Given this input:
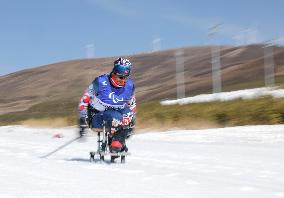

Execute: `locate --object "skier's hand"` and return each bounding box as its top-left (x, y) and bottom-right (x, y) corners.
top-left (122, 112), bottom-right (135, 128)
top-left (79, 127), bottom-right (87, 137)
top-left (79, 117), bottom-right (88, 127)
top-left (79, 117), bottom-right (88, 137)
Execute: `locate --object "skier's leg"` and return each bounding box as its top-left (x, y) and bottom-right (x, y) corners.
top-left (107, 108), bottom-right (135, 152)
top-left (101, 109), bottom-right (128, 152)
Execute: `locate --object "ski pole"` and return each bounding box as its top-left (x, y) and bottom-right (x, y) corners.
top-left (40, 136), bottom-right (81, 158)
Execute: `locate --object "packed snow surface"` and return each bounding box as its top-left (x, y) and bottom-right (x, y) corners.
top-left (0, 125), bottom-right (284, 198)
top-left (161, 87), bottom-right (284, 105)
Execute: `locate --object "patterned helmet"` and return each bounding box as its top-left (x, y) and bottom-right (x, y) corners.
top-left (112, 57), bottom-right (132, 76)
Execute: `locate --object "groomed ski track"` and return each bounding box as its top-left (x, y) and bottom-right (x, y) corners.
top-left (0, 125), bottom-right (284, 198)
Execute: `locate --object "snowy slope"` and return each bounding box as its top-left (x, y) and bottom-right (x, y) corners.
top-left (161, 87), bottom-right (284, 105)
top-left (0, 125), bottom-right (284, 198)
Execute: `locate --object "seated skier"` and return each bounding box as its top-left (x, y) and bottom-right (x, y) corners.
top-left (78, 57), bottom-right (136, 153)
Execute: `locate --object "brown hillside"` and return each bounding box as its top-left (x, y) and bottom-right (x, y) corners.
top-left (1, 44), bottom-right (284, 116)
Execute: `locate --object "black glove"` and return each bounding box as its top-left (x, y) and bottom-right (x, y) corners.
top-left (79, 117), bottom-right (88, 137)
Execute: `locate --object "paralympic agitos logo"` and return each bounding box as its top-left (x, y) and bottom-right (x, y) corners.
top-left (108, 92), bottom-right (123, 104)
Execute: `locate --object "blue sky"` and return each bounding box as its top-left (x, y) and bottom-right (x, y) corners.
top-left (0, 0), bottom-right (283, 76)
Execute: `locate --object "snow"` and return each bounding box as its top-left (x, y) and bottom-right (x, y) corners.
top-left (161, 87), bottom-right (284, 105)
top-left (1, 125), bottom-right (284, 198)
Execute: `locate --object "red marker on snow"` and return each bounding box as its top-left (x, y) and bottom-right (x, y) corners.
top-left (53, 133), bottom-right (63, 138)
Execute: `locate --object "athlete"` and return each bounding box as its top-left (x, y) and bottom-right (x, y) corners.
top-left (78, 58), bottom-right (136, 153)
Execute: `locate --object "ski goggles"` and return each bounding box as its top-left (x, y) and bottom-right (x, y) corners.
top-left (114, 73), bottom-right (129, 80)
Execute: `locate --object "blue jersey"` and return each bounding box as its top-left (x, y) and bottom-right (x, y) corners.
top-left (79, 74), bottom-right (136, 118)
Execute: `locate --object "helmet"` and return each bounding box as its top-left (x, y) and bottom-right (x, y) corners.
top-left (112, 57), bottom-right (132, 76)
top-left (110, 58), bottom-right (132, 88)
